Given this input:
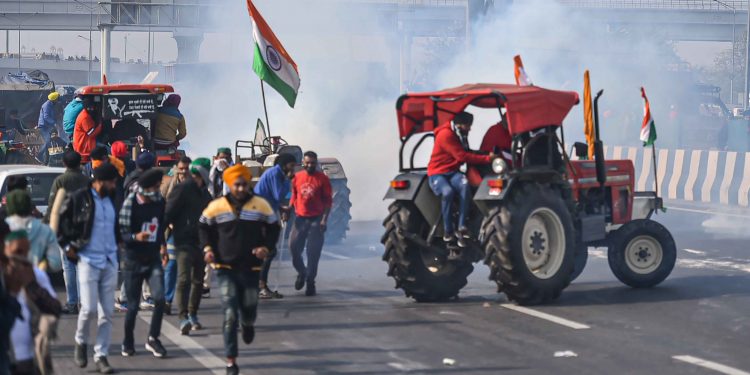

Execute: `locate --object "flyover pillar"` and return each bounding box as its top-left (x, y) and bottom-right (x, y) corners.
top-left (99, 24), bottom-right (113, 84)
top-left (173, 32), bottom-right (204, 63)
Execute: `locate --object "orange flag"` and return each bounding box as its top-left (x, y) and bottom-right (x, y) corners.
top-left (513, 55), bottom-right (532, 86)
top-left (583, 70), bottom-right (595, 159)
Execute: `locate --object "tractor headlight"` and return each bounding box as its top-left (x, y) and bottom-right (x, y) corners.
top-left (491, 158), bottom-right (508, 175)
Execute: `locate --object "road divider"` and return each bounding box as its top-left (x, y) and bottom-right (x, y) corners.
top-left (500, 304), bottom-right (590, 330)
top-left (604, 146), bottom-right (750, 207)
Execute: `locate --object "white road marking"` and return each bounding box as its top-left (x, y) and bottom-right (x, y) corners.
top-left (673, 355), bottom-right (750, 375)
top-left (677, 258), bottom-right (750, 274)
top-left (322, 250), bottom-right (351, 260)
top-left (500, 304), bottom-right (590, 330)
top-left (139, 313), bottom-right (228, 375)
top-left (683, 248), bottom-right (706, 255)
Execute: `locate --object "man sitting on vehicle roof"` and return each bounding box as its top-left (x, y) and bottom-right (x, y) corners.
top-left (427, 111), bottom-right (494, 254)
top-left (153, 94), bottom-right (186, 149)
top-left (73, 99), bottom-right (102, 163)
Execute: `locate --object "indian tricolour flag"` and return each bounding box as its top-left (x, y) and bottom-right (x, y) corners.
top-left (247, 0), bottom-right (300, 108)
top-left (640, 86), bottom-right (657, 146)
top-left (513, 55), bottom-right (532, 86)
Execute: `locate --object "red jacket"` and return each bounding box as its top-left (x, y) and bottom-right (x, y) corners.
top-left (480, 122), bottom-right (513, 163)
top-left (290, 170), bottom-right (333, 218)
top-left (73, 110), bottom-right (101, 163)
top-left (427, 123), bottom-right (491, 176)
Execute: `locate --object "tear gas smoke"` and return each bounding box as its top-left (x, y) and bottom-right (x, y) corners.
top-left (175, 0), bottom-right (704, 220)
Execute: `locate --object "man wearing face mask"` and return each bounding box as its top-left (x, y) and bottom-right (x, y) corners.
top-left (209, 148), bottom-right (233, 199)
top-left (119, 169), bottom-right (168, 359)
top-left (427, 111), bottom-right (494, 255)
top-left (57, 164), bottom-right (121, 374)
top-left (289, 151), bottom-right (332, 297)
top-left (73, 99), bottom-right (102, 163)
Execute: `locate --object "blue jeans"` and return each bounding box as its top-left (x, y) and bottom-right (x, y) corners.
top-left (38, 126), bottom-right (52, 145)
top-left (217, 269), bottom-right (259, 358)
top-left (428, 172), bottom-right (470, 235)
top-left (164, 259), bottom-right (177, 303)
top-left (75, 260), bottom-right (117, 360)
top-left (123, 260), bottom-right (165, 346)
top-left (60, 248), bottom-right (78, 305)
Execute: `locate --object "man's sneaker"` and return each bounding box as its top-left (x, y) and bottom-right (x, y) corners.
top-left (305, 282), bottom-right (316, 297)
top-left (259, 287), bottom-right (273, 299)
top-left (443, 233), bottom-right (456, 243)
top-left (457, 226), bottom-right (472, 239)
top-left (202, 288), bottom-right (210, 298)
top-left (456, 236), bottom-right (468, 248)
top-left (140, 298), bottom-right (155, 310)
top-left (121, 344), bottom-right (135, 357)
top-left (62, 303), bottom-right (79, 315)
top-left (189, 315), bottom-right (203, 330)
top-left (164, 302), bottom-right (172, 315)
top-left (145, 337), bottom-right (167, 358)
top-left (94, 356), bottom-right (114, 374)
top-left (179, 319), bottom-right (192, 336)
top-left (226, 363), bottom-right (239, 375)
top-left (114, 299), bottom-right (127, 312)
top-left (294, 274), bottom-right (305, 291)
top-left (74, 343), bottom-right (87, 368)
top-left (241, 325), bottom-right (255, 345)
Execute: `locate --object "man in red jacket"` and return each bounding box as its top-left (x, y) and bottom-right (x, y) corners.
top-left (289, 151), bottom-right (332, 297)
top-left (73, 100), bottom-right (102, 163)
top-left (427, 112), bottom-right (494, 251)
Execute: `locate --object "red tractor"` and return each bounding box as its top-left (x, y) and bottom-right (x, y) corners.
top-left (77, 83), bottom-right (185, 167)
top-left (382, 83), bottom-right (676, 305)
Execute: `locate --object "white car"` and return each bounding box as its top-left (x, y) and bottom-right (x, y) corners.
top-left (0, 165), bottom-right (66, 215)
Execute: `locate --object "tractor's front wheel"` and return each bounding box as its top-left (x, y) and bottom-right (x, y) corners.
top-left (607, 219), bottom-right (676, 288)
top-left (482, 183), bottom-right (576, 305)
top-left (382, 201), bottom-right (473, 302)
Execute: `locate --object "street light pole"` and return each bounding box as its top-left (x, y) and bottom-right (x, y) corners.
top-left (124, 34), bottom-right (127, 63)
top-left (78, 35), bottom-right (92, 85)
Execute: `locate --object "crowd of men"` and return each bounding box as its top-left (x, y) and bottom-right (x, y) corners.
top-left (0, 142), bottom-right (334, 375)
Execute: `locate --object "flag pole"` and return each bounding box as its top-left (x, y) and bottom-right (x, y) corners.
top-left (260, 79), bottom-right (272, 137)
top-left (651, 143), bottom-right (659, 199)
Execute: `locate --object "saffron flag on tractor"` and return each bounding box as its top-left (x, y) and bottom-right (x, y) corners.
top-left (246, 0), bottom-right (300, 108)
top-left (583, 70), bottom-right (595, 159)
top-left (513, 55), bottom-right (532, 86)
top-left (640, 87), bottom-right (657, 146)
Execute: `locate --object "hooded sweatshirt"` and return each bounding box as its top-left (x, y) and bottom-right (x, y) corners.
top-left (427, 122), bottom-right (492, 176)
top-left (63, 98), bottom-right (83, 136)
top-left (5, 215), bottom-right (62, 272)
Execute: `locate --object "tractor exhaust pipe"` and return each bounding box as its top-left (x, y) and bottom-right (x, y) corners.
top-left (593, 90), bottom-right (606, 187)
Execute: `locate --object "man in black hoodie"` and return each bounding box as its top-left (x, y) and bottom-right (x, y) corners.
top-left (165, 158), bottom-right (211, 335)
top-left (118, 169), bottom-right (168, 359)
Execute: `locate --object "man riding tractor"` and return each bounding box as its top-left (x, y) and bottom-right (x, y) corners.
top-left (427, 111), bottom-right (494, 256)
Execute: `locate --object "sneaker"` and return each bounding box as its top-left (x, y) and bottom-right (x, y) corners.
top-left (443, 233), bottom-right (455, 243)
top-left (241, 325), bottom-right (255, 345)
top-left (74, 343), bottom-right (87, 368)
top-left (226, 363), bottom-right (239, 375)
top-left (179, 319), bottom-right (192, 336)
top-left (121, 344), bottom-right (135, 357)
top-left (145, 337), bottom-right (167, 358)
top-left (114, 299), bottom-right (128, 313)
top-left (140, 298), bottom-right (155, 310)
top-left (456, 236), bottom-right (468, 248)
top-left (63, 303), bottom-right (79, 315)
top-left (457, 226), bottom-right (471, 239)
top-left (294, 274), bottom-right (305, 291)
top-left (259, 287), bottom-right (273, 299)
top-left (305, 282), bottom-right (316, 297)
top-left (189, 315), bottom-right (203, 331)
top-left (164, 302), bottom-right (172, 315)
top-left (202, 288), bottom-right (210, 298)
top-left (94, 356), bottom-right (114, 374)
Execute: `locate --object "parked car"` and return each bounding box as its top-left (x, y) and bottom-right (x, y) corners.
top-left (0, 165), bottom-right (65, 215)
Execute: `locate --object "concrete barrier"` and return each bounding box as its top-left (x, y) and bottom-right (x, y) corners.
top-left (603, 146), bottom-right (750, 207)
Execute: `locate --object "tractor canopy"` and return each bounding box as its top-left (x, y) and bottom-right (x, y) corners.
top-left (396, 83), bottom-right (579, 138)
top-left (78, 84), bottom-right (175, 120)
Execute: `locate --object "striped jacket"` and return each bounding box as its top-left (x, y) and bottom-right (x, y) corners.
top-left (198, 195), bottom-right (280, 270)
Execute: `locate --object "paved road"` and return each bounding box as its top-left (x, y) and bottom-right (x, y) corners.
top-left (51, 204), bottom-right (750, 374)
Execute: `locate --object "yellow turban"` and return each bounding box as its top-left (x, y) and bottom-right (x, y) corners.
top-left (48, 92), bottom-right (60, 101)
top-left (222, 164), bottom-right (251, 186)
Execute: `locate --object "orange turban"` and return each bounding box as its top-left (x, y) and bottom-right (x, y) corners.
top-left (222, 164), bottom-right (251, 186)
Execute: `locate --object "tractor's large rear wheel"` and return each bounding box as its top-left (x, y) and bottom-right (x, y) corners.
top-left (482, 183), bottom-right (576, 305)
top-left (326, 179), bottom-right (352, 245)
top-left (382, 201), bottom-right (473, 302)
top-left (607, 219), bottom-right (676, 288)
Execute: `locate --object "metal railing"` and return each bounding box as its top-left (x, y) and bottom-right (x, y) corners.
top-left (557, 0), bottom-right (748, 9)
